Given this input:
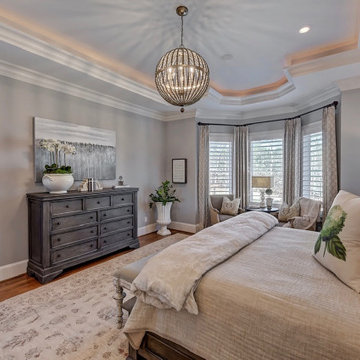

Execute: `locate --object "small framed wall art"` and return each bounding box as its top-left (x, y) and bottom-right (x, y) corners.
top-left (172, 158), bottom-right (187, 184)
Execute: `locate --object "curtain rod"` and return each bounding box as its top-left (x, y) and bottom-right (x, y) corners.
top-left (197, 100), bottom-right (338, 128)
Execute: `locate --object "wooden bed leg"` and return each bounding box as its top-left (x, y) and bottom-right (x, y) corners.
top-left (113, 276), bottom-right (126, 329)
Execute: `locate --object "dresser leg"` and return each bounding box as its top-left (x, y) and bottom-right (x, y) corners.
top-left (27, 264), bottom-right (63, 284)
top-left (113, 277), bottom-right (126, 328)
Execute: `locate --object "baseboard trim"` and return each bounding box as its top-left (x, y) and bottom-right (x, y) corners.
top-left (169, 221), bottom-right (198, 233)
top-left (138, 223), bottom-right (157, 236)
top-left (0, 259), bottom-right (28, 282)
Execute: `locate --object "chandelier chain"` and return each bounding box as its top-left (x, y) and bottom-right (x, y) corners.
top-left (180, 15), bottom-right (184, 47)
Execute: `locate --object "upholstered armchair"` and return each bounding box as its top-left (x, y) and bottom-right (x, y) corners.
top-left (283, 197), bottom-right (321, 231)
top-left (209, 195), bottom-right (243, 225)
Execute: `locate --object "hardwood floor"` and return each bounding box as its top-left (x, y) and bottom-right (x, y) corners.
top-left (0, 230), bottom-right (188, 302)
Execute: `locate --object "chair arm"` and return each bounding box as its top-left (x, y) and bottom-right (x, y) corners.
top-left (209, 206), bottom-right (220, 225)
top-left (288, 215), bottom-right (315, 230)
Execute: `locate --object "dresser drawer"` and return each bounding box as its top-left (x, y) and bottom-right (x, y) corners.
top-left (51, 199), bottom-right (82, 215)
top-left (100, 206), bottom-right (133, 220)
top-left (86, 196), bottom-right (111, 210)
top-left (52, 212), bottom-right (97, 231)
top-left (51, 226), bottom-right (98, 248)
top-left (51, 239), bottom-right (97, 264)
top-left (113, 193), bottom-right (133, 206)
top-left (101, 217), bottom-right (133, 235)
top-left (101, 230), bottom-right (133, 248)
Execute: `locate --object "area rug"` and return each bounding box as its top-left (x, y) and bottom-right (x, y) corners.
top-left (0, 233), bottom-right (188, 360)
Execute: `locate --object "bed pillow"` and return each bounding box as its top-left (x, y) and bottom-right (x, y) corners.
top-left (314, 190), bottom-right (360, 292)
top-left (278, 201), bottom-right (300, 222)
top-left (220, 197), bottom-right (241, 216)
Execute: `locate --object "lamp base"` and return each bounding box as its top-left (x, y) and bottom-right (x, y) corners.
top-left (259, 189), bottom-right (266, 208)
top-left (266, 197), bottom-right (273, 210)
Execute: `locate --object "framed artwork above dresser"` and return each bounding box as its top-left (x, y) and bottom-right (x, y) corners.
top-left (27, 188), bottom-right (139, 283)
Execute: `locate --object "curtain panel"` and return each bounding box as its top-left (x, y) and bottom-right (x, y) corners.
top-left (234, 126), bottom-right (249, 209)
top-left (322, 105), bottom-right (338, 218)
top-left (283, 117), bottom-right (301, 205)
top-left (198, 125), bottom-right (210, 229)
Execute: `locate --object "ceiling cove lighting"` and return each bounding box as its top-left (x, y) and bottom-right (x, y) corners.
top-left (155, 5), bottom-right (210, 112)
top-left (299, 26), bottom-right (311, 34)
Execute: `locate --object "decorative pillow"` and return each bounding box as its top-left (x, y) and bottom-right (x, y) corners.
top-left (220, 197), bottom-right (241, 216)
top-left (278, 201), bottom-right (300, 222)
top-left (313, 190), bottom-right (360, 292)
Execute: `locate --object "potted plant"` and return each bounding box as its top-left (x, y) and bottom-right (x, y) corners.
top-left (149, 180), bottom-right (180, 236)
top-left (40, 139), bottom-right (76, 194)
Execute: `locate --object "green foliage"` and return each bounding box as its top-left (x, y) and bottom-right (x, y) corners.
top-left (149, 180), bottom-right (180, 208)
top-left (43, 163), bottom-right (72, 174)
top-left (314, 205), bottom-right (347, 261)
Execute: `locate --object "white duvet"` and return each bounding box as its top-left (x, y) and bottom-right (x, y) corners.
top-left (131, 211), bottom-right (278, 314)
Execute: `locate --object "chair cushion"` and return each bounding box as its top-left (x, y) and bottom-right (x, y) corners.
top-left (114, 254), bottom-right (154, 284)
top-left (219, 214), bottom-right (234, 222)
top-left (220, 197), bottom-right (241, 215)
top-left (278, 201), bottom-right (300, 222)
top-left (314, 190), bottom-right (360, 293)
top-left (210, 194), bottom-right (233, 211)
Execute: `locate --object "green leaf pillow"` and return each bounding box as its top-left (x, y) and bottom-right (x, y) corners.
top-left (314, 190), bottom-right (360, 292)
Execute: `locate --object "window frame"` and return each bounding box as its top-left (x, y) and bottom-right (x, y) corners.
top-left (249, 129), bottom-right (284, 206)
top-left (208, 132), bottom-right (234, 196)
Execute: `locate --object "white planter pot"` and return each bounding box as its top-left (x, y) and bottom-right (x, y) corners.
top-left (155, 202), bottom-right (172, 236)
top-left (42, 173), bottom-right (74, 194)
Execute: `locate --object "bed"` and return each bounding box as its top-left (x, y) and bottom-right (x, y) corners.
top-left (123, 213), bottom-right (360, 360)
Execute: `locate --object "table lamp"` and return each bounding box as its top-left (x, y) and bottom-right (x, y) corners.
top-left (252, 176), bottom-right (274, 208)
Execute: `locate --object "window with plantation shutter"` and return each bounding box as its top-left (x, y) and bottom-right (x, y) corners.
top-left (302, 122), bottom-right (323, 201)
top-left (209, 133), bottom-right (233, 195)
top-left (249, 130), bottom-right (283, 204)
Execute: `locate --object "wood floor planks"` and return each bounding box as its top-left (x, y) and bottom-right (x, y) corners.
top-left (0, 230), bottom-right (188, 302)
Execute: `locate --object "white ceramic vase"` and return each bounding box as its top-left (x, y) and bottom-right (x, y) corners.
top-left (155, 202), bottom-right (172, 236)
top-left (42, 173), bottom-right (74, 194)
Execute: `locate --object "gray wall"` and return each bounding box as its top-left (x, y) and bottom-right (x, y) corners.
top-left (165, 118), bottom-right (198, 224)
top-left (339, 89), bottom-right (360, 194)
top-left (0, 75), bottom-right (166, 266)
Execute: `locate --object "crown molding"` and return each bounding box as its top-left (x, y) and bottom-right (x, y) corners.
top-left (196, 85), bottom-right (340, 122)
top-left (0, 22), bottom-right (164, 105)
top-left (336, 75), bottom-right (360, 92)
top-left (0, 59), bottom-right (164, 121)
top-left (161, 109), bottom-right (197, 122)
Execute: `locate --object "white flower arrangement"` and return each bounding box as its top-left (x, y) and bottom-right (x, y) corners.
top-left (39, 139), bottom-right (77, 174)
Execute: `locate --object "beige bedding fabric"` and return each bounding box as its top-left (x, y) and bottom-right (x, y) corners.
top-left (131, 211), bottom-right (278, 314)
top-left (125, 227), bottom-right (360, 360)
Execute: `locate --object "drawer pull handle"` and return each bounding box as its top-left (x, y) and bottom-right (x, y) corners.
top-left (90, 216), bottom-right (94, 220)
top-left (127, 209), bottom-right (130, 212)
top-left (65, 205), bottom-right (69, 208)
top-left (56, 222), bottom-right (61, 226)
top-left (104, 240), bottom-right (107, 244)
top-left (104, 227), bottom-right (107, 231)
top-left (127, 233), bottom-right (130, 236)
top-left (103, 214), bottom-right (107, 217)
top-left (127, 221), bottom-right (130, 224)
top-left (90, 230), bottom-right (94, 234)
top-left (57, 254), bottom-right (61, 258)
top-left (121, 198), bottom-right (124, 201)
top-left (57, 238), bottom-right (61, 242)
top-left (97, 201), bottom-right (100, 204)
top-left (90, 244), bottom-right (93, 248)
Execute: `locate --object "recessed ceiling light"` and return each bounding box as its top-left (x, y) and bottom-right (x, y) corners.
top-left (299, 26), bottom-right (310, 34)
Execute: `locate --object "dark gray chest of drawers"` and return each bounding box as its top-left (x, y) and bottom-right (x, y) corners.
top-left (27, 188), bottom-right (139, 283)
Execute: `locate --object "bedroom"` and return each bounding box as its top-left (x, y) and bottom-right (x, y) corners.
top-left (0, 0), bottom-right (360, 359)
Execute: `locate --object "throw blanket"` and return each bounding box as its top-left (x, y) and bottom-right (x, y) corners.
top-left (131, 211), bottom-right (278, 314)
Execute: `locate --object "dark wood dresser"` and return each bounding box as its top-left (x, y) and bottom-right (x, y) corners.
top-left (27, 188), bottom-right (139, 283)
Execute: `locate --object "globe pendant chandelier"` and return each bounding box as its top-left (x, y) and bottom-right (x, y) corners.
top-left (155, 5), bottom-right (210, 112)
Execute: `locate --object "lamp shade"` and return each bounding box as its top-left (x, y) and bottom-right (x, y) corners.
top-left (252, 176), bottom-right (274, 189)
